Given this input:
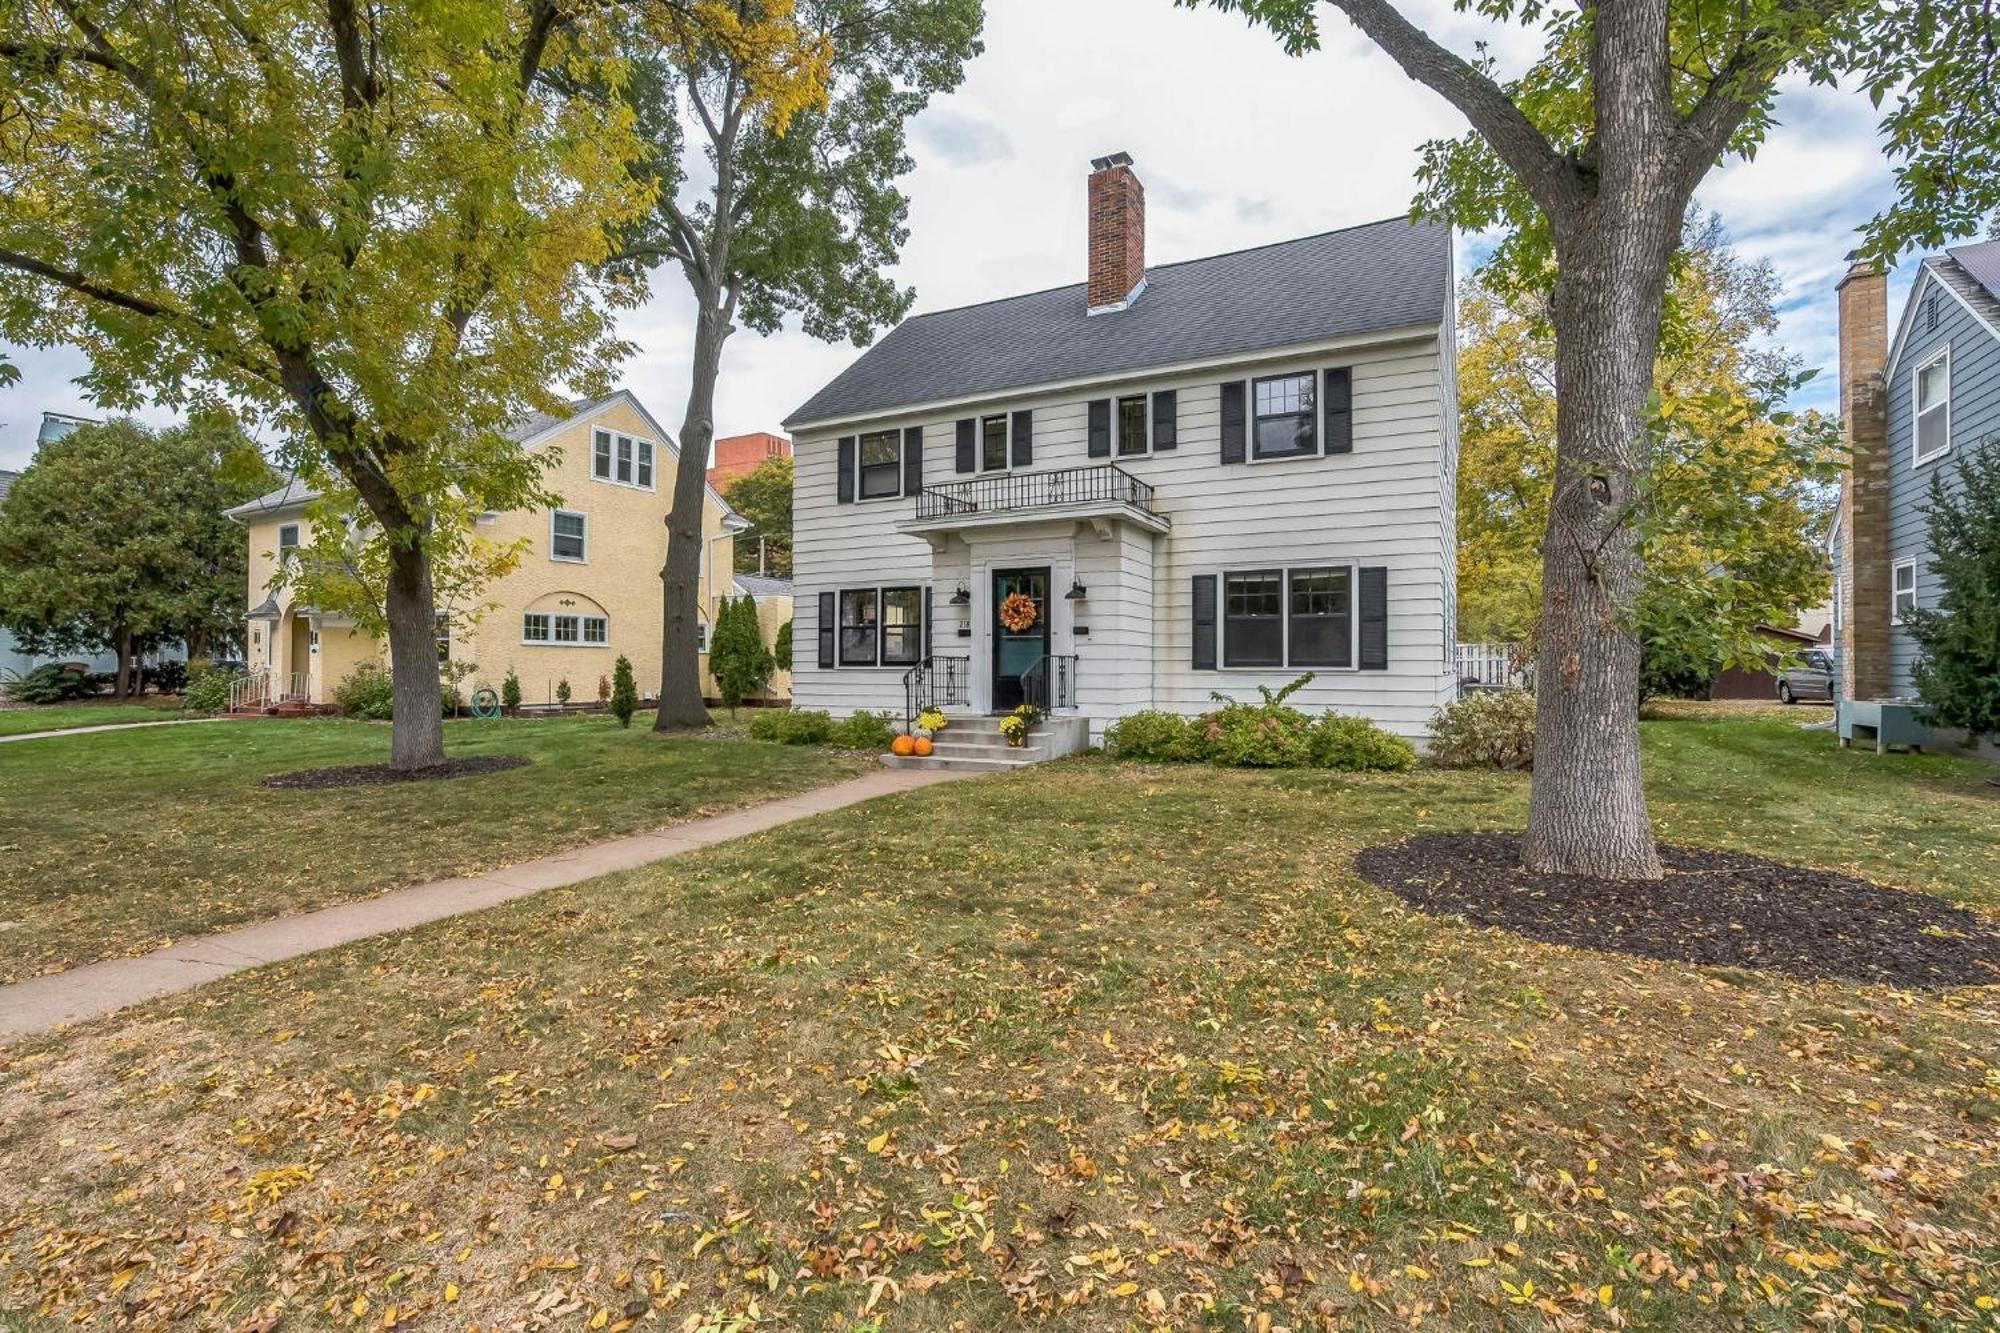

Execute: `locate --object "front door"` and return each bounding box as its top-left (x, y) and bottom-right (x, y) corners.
top-left (991, 567), bottom-right (1051, 711)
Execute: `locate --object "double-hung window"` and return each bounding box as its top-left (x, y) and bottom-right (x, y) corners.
top-left (1222, 570), bottom-right (1284, 667)
top-left (278, 523), bottom-right (300, 561)
top-left (1914, 347), bottom-right (1950, 465)
top-left (858, 430), bottom-right (902, 499)
top-left (1252, 372), bottom-right (1317, 459)
top-left (839, 588), bottom-right (879, 665)
top-left (881, 587), bottom-right (923, 665)
top-left (981, 415), bottom-right (1008, 471)
top-left (593, 429), bottom-right (614, 480)
top-left (551, 510), bottom-right (587, 562)
top-left (1288, 568), bottom-right (1352, 667)
top-left (593, 429), bottom-right (657, 488)
top-left (1893, 557), bottom-right (1918, 623)
top-left (1116, 394), bottom-right (1148, 456)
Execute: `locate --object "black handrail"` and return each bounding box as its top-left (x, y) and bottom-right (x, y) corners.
top-left (903, 654), bottom-right (971, 732)
top-left (915, 464), bottom-right (1162, 523)
top-left (1020, 653), bottom-right (1078, 713)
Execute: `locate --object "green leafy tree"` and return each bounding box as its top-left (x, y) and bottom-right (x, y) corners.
top-left (0, 417), bottom-right (266, 695)
top-left (774, 619), bottom-right (793, 670)
top-left (725, 455), bottom-right (794, 575)
top-left (709, 595), bottom-right (774, 712)
top-left (501, 667), bottom-right (523, 714)
top-left (610, 654), bottom-right (640, 728)
top-left (1457, 214), bottom-right (1840, 686)
top-left (1200, 0), bottom-right (1998, 878)
top-left (0, 2), bottom-right (657, 768)
top-left (1907, 449), bottom-right (2000, 740)
top-left (625, 0), bottom-right (985, 732)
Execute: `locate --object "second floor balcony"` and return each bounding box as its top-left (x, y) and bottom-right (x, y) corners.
top-left (900, 463), bottom-right (1170, 538)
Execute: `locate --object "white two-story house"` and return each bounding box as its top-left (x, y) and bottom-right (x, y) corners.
top-left (785, 152), bottom-right (1459, 744)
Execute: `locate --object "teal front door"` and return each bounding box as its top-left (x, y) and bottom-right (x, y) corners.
top-left (991, 567), bottom-right (1050, 711)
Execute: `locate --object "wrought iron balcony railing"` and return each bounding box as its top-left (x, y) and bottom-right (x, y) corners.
top-left (913, 464), bottom-right (1163, 524)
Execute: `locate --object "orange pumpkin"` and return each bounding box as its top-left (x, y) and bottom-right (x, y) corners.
top-left (891, 734), bottom-right (916, 757)
top-left (912, 736), bottom-right (935, 757)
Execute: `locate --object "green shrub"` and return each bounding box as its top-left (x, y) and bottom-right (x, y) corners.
top-left (609, 655), bottom-right (639, 728)
top-left (749, 707), bottom-right (833, 744)
top-left (182, 661), bottom-right (240, 713)
top-left (1428, 688), bottom-right (1537, 769)
top-left (828, 709), bottom-right (896, 751)
top-left (774, 619), bottom-right (792, 669)
top-left (147, 659), bottom-right (189, 694)
top-left (334, 663), bottom-right (396, 719)
top-left (556, 678), bottom-right (572, 706)
top-left (1103, 710), bottom-right (1203, 762)
top-left (1199, 701), bottom-right (1316, 767)
top-left (500, 667), bottom-right (522, 711)
top-left (3, 662), bottom-right (96, 704)
top-left (1308, 712), bottom-right (1418, 772)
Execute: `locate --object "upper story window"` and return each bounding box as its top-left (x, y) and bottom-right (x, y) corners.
top-left (1253, 373), bottom-right (1317, 459)
top-left (551, 510), bottom-right (587, 562)
top-left (278, 523), bottom-right (300, 561)
top-left (1117, 395), bottom-right (1147, 456)
top-left (1913, 346), bottom-right (1950, 466)
top-left (592, 428), bottom-right (656, 488)
top-left (981, 415), bottom-right (1008, 471)
top-left (858, 429), bottom-right (902, 499)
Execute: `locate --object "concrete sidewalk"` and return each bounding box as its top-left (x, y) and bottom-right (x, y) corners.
top-left (0, 717), bottom-right (220, 744)
top-left (0, 766), bottom-right (961, 1042)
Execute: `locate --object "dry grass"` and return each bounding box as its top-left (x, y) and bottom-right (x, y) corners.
top-left (1, 717), bottom-right (1997, 1331)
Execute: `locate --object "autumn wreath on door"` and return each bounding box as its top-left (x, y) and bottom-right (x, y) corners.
top-left (998, 591), bottom-right (1039, 633)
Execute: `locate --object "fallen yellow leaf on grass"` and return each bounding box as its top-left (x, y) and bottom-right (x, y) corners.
top-left (444, 1283), bottom-right (459, 1304)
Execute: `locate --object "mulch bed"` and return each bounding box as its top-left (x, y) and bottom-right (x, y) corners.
top-left (260, 754), bottom-right (531, 790)
top-left (1355, 832), bottom-right (2000, 989)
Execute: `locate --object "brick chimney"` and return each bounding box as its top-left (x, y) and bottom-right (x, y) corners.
top-left (1836, 254), bottom-right (1891, 701)
top-left (1087, 152), bottom-right (1145, 313)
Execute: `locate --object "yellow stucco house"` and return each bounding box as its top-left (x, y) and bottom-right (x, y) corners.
top-left (225, 391), bottom-right (791, 711)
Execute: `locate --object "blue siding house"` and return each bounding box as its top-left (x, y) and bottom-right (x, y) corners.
top-left (1834, 240), bottom-right (2000, 704)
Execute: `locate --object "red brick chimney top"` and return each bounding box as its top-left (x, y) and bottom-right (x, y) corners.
top-left (1087, 152), bottom-right (1145, 314)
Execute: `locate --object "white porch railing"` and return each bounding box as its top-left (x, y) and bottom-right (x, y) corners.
top-left (226, 667), bottom-right (311, 712)
top-left (1455, 642), bottom-right (1530, 689)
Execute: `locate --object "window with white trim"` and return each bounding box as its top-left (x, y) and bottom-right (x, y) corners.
top-left (1221, 567), bottom-right (1356, 668)
top-left (1892, 557), bottom-right (1918, 623)
top-left (553, 614), bottom-right (580, 643)
top-left (592, 428), bottom-right (657, 489)
top-left (832, 585), bottom-right (924, 666)
top-left (1222, 571), bottom-right (1284, 667)
top-left (1252, 372), bottom-right (1317, 459)
top-left (981, 415), bottom-right (1008, 472)
top-left (882, 587), bottom-right (922, 665)
top-left (1914, 346), bottom-right (1950, 465)
top-left (583, 616), bottom-right (607, 644)
top-left (1116, 394), bottom-right (1147, 457)
top-left (523, 613), bottom-right (552, 642)
top-left (551, 510), bottom-right (587, 562)
top-left (278, 523), bottom-right (300, 561)
top-left (839, 588), bottom-right (878, 664)
top-left (696, 618), bottom-right (709, 653)
top-left (858, 430), bottom-right (902, 499)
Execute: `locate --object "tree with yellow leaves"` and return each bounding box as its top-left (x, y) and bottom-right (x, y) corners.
top-left (614, 0), bottom-right (985, 731)
top-left (1456, 212), bottom-right (1840, 694)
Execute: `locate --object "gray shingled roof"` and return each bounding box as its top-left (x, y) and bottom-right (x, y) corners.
top-left (784, 217), bottom-right (1451, 428)
top-left (1931, 250), bottom-right (2000, 333)
top-left (733, 573), bottom-right (794, 599)
top-left (1946, 238), bottom-right (2000, 310)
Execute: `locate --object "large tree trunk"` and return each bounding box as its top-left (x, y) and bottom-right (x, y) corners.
top-left (654, 301), bottom-right (730, 732)
top-left (112, 628), bottom-right (133, 700)
top-left (384, 540), bottom-right (447, 769)
top-left (1523, 210), bottom-right (1677, 878)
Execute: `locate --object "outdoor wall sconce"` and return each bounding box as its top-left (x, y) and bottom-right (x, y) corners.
top-left (948, 584), bottom-right (970, 605)
top-left (1065, 580), bottom-right (1088, 601)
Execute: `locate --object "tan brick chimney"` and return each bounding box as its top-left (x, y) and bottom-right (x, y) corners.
top-left (1087, 152), bottom-right (1145, 313)
top-left (1836, 255), bottom-right (1891, 701)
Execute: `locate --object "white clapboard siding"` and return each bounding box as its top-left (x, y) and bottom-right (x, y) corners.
top-left (791, 330), bottom-right (1458, 738)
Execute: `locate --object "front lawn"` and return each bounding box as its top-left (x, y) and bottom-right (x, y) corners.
top-left (0, 714), bottom-right (867, 981)
top-left (2, 716), bottom-right (1997, 1330)
top-left (0, 702), bottom-right (181, 737)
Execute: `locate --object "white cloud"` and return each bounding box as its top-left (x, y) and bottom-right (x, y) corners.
top-left (0, 0), bottom-right (1952, 463)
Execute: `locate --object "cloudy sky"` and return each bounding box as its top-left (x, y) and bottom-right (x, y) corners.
top-left (0, 0), bottom-right (1937, 469)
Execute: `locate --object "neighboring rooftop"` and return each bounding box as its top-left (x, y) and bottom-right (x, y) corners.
top-left (1947, 237), bottom-right (2000, 306)
top-left (784, 216), bottom-right (1452, 428)
top-left (733, 573), bottom-right (794, 599)
top-left (0, 469), bottom-right (17, 505)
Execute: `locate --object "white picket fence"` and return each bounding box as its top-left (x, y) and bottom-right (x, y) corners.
top-left (1455, 642), bottom-right (1529, 690)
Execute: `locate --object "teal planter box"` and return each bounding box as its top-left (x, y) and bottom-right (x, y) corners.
top-left (1838, 699), bottom-right (1932, 754)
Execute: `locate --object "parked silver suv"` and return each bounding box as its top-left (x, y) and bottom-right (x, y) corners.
top-left (1777, 647), bottom-right (1837, 704)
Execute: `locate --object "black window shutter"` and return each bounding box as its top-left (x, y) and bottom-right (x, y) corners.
top-left (954, 418), bottom-right (975, 473)
top-left (1192, 575), bottom-right (1217, 671)
top-left (836, 436), bottom-right (856, 503)
top-left (1323, 367), bottom-right (1353, 455)
top-left (1358, 566), bottom-right (1388, 670)
top-left (1011, 410), bottom-right (1033, 467)
top-left (1152, 390), bottom-right (1178, 450)
top-left (923, 585), bottom-right (933, 661)
top-left (816, 591), bottom-right (836, 669)
top-left (1087, 399), bottom-right (1111, 458)
top-left (902, 425), bottom-right (924, 497)
top-left (1219, 382), bottom-right (1246, 464)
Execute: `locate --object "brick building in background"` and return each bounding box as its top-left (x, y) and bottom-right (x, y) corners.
top-left (707, 432), bottom-right (792, 491)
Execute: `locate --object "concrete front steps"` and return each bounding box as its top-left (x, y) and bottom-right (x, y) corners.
top-left (883, 713), bottom-right (1090, 772)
